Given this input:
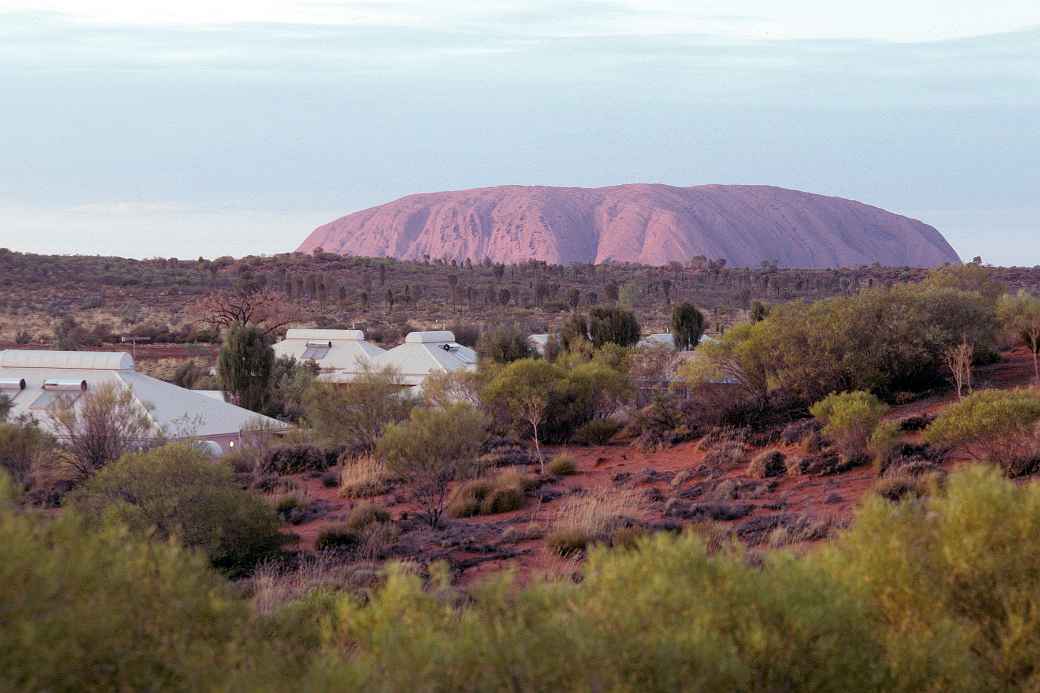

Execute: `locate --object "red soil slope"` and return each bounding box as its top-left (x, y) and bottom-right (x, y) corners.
top-left (281, 349), bottom-right (1036, 585)
top-left (298, 184), bottom-right (960, 268)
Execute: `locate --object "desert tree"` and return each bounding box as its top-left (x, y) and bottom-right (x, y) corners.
top-left (671, 302), bottom-right (705, 351)
top-left (476, 323), bottom-right (532, 364)
top-left (588, 306), bottom-right (641, 348)
top-left (998, 290), bottom-right (1040, 384)
top-left (50, 381), bottom-right (159, 479)
top-left (377, 403), bottom-right (487, 527)
top-left (944, 338), bottom-right (974, 400)
top-left (191, 288), bottom-right (294, 336)
top-left (218, 324), bottom-right (275, 413)
top-left (483, 358), bottom-right (561, 472)
top-left (303, 364), bottom-right (412, 454)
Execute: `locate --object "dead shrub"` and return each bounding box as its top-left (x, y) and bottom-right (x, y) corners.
top-left (703, 441), bottom-right (749, 469)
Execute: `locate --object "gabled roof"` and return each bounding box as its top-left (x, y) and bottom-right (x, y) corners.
top-left (273, 329), bottom-right (385, 378)
top-left (0, 350), bottom-right (284, 439)
top-left (374, 331), bottom-right (477, 387)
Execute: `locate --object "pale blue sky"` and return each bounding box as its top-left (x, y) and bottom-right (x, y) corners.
top-left (0, 2), bottom-right (1037, 264)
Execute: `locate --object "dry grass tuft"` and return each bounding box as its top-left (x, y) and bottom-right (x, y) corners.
top-left (340, 456), bottom-right (394, 498)
top-left (546, 488), bottom-right (643, 555)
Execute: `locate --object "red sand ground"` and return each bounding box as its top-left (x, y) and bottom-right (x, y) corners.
top-left (278, 348), bottom-right (1039, 584)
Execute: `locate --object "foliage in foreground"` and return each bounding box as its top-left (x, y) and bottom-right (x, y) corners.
top-left (3, 465), bottom-right (1040, 692)
top-left (67, 444), bottom-right (284, 576)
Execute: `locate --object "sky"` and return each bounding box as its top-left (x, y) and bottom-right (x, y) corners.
top-left (0, 1), bottom-right (1037, 264)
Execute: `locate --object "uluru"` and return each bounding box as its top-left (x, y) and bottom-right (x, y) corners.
top-left (297, 184), bottom-right (961, 268)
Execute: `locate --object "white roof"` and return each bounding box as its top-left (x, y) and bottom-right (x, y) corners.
top-left (637, 333), bottom-right (717, 349)
top-left (284, 328), bottom-right (366, 342)
top-left (527, 334), bottom-right (550, 354)
top-left (374, 331), bottom-right (477, 388)
top-left (0, 349), bottom-right (134, 371)
top-left (0, 350), bottom-right (285, 439)
top-left (273, 329), bottom-right (385, 381)
top-left (639, 333), bottom-right (675, 348)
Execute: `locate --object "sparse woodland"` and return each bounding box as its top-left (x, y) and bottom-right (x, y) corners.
top-left (5, 257), bottom-right (1040, 690)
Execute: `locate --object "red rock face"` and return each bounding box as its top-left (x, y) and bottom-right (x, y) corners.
top-left (297, 184), bottom-right (960, 268)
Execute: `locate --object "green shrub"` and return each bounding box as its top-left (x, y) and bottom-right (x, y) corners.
top-left (868, 420), bottom-right (903, 474)
top-left (924, 388), bottom-right (1040, 476)
top-left (378, 403), bottom-right (487, 526)
top-left (68, 444), bottom-right (284, 576)
top-left (548, 454), bottom-right (578, 476)
top-left (746, 450), bottom-right (786, 479)
top-left (684, 281), bottom-right (999, 402)
top-left (0, 421), bottom-right (53, 489)
top-left (476, 323), bottom-right (532, 364)
top-left (0, 498), bottom-right (256, 691)
top-left (315, 526), bottom-right (361, 552)
top-left (262, 444), bottom-right (331, 475)
top-left (572, 419), bottom-right (622, 445)
top-left (347, 502), bottom-right (391, 531)
top-left (810, 391), bottom-right (889, 457)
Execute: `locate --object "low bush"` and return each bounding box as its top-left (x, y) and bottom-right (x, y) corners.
top-left (780, 418), bottom-right (821, 445)
top-left (315, 526), bottom-right (361, 552)
top-left (629, 394), bottom-right (697, 452)
top-left (810, 391), bottom-right (889, 457)
top-left (704, 441), bottom-right (749, 469)
top-left (746, 450), bottom-right (787, 479)
top-left (545, 527), bottom-right (591, 556)
top-left (481, 487), bottom-right (524, 515)
top-left (572, 419), bottom-right (622, 446)
top-left (924, 389), bottom-right (1040, 477)
top-left (0, 491), bottom-right (264, 691)
top-left (868, 420), bottom-right (903, 474)
top-left (262, 445), bottom-right (331, 475)
top-left (873, 476), bottom-right (927, 502)
top-left (68, 444), bottom-right (284, 577)
top-left (548, 454), bottom-right (578, 476)
top-left (899, 414), bottom-right (935, 432)
top-left (346, 502), bottom-right (391, 531)
top-left (274, 494), bottom-right (324, 526)
top-left (447, 471), bottom-right (532, 518)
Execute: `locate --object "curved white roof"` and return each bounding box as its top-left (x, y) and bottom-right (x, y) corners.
top-left (283, 328), bottom-right (366, 342)
top-left (405, 330), bottom-right (456, 344)
top-left (0, 350), bottom-right (286, 439)
top-left (0, 350), bottom-right (134, 371)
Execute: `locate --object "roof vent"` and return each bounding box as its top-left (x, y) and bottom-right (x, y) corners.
top-left (43, 379), bottom-right (88, 391)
